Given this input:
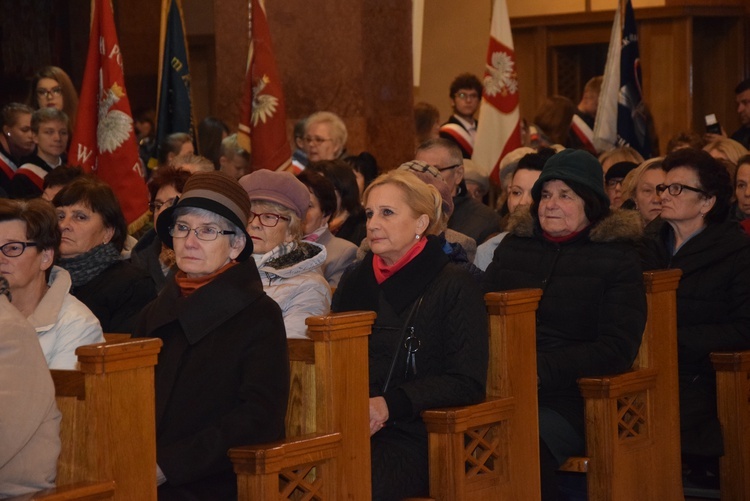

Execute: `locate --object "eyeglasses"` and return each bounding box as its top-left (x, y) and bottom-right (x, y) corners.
top-left (606, 178), bottom-right (624, 189)
top-left (36, 87), bottom-right (63, 99)
top-left (656, 183), bottom-right (708, 197)
top-left (169, 223), bottom-right (235, 241)
top-left (0, 241), bottom-right (38, 257)
top-left (401, 161), bottom-right (441, 178)
top-left (436, 163), bottom-right (462, 172)
top-left (248, 211), bottom-right (290, 228)
top-left (303, 136), bottom-right (333, 145)
top-left (455, 91), bottom-right (479, 100)
top-left (149, 198), bottom-right (176, 213)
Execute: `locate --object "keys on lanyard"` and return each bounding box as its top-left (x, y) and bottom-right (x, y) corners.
top-left (404, 327), bottom-right (421, 378)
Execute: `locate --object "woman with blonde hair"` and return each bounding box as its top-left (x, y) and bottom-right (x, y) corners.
top-left (703, 137), bottom-right (748, 165)
top-left (621, 157), bottom-right (666, 225)
top-left (332, 169), bottom-right (488, 500)
top-left (598, 146), bottom-right (644, 175)
top-left (28, 66), bottom-right (79, 131)
top-left (704, 137), bottom-right (748, 184)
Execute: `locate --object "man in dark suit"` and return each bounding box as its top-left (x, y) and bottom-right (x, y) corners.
top-left (416, 138), bottom-right (502, 245)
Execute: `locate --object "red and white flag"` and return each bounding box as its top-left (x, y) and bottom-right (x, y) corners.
top-left (472, 0), bottom-right (522, 186)
top-left (69, 0), bottom-right (149, 229)
top-left (237, 0), bottom-right (291, 171)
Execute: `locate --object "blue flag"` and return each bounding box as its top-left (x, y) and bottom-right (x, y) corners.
top-left (151, 0), bottom-right (194, 169)
top-left (618, 0), bottom-right (650, 158)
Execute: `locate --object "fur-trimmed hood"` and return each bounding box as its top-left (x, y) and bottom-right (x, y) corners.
top-left (506, 206), bottom-right (643, 243)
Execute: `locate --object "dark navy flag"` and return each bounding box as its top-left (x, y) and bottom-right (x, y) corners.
top-left (617, 0), bottom-right (650, 158)
top-left (151, 0), bottom-right (194, 169)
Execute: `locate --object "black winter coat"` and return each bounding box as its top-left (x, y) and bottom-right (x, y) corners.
top-left (642, 219), bottom-right (750, 456)
top-left (130, 228), bottom-right (170, 291)
top-left (71, 260), bottom-right (157, 333)
top-left (332, 236), bottom-right (488, 499)
top-left (134, 259), bottom-right (289, 499)
top-left (482, 208), bottom-right (647, 435)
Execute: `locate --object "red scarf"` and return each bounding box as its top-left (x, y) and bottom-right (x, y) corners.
top-left (372, 237), bottom-right (427, 284)
top-left (542, 227), bottom-right (588, 244)
top-left (174, 261), bottom-right (237, 297)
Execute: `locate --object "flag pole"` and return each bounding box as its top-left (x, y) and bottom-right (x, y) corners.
top-left (155, 0), bottom-right (169, 138)
top-left (174, 0), bottom-right (198, 151)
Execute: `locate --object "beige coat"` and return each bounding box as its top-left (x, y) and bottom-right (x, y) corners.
top-left (0, 295), bottom-right (61, 497)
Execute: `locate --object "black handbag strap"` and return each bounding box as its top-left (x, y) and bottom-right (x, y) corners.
top-left (382, 295), bottom-right (424, 393)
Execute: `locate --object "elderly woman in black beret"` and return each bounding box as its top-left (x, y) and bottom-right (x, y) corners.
top-left (482, 149), bottom-right (647, 500)
top-left (134, 171), bottom-right (289, 500)
top-left (642, 148), bottom-right (750, 486)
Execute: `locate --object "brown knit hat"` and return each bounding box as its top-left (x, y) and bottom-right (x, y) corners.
top-left (156, 171), bottom-right (254, 260)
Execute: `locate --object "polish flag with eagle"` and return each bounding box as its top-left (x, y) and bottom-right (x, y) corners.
top-left (471, 0), bottom-right (522, 186)
top-left (69, 0), bottom-right (149, 230)
top-left (237, 0), bottom-right (291, 171)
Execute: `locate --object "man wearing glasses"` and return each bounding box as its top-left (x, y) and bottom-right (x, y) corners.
top-left (439, 73), bottom-right (483, 159)
top-left (416, 138), bottom-right (502, 244)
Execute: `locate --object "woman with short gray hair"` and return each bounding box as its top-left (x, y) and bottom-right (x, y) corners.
top-left (135, 171), bottom-right (288, 498)
top-left (239, 169), bottom-right (331, 339)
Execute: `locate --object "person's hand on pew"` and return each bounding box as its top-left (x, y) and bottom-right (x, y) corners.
top-left (369, 396), bottom-right (389, 436)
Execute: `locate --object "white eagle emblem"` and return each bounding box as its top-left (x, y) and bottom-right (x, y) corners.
top-left (97, 82), bottom-right (133, 153)
top-left (483, 51), bottom-right (518, 97)
top-left (251, 75), bottom-right (279, 127)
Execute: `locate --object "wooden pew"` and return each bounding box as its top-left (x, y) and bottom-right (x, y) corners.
top-left (416, 289), bottom-right (544, 501)
top-left (8, 338), bottom-right (162, 501)
top-left (711, 349), bottom-right (750, 500)
top-left (230, 311), bottom-right (376, 501)
top-left (559, 269), bottom-right (684, 501)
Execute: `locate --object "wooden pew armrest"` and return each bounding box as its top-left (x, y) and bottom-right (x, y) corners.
top-left (420, 397), bottom-right (515, 434)
top-left (229, 433), bottom-right (342, 475)
top-left (711, 350), bottom-right (750, 372)
top-left (5, 481), bottom-right (116, 501)
top-left (577, 368), bottom-right (657, 399)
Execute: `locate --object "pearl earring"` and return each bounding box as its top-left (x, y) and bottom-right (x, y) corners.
top-left (415, 234), bottom-right (421, 240)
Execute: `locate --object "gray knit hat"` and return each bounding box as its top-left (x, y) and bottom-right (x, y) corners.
top-left (531, 149), bottom-right (609, 207)
top-left (238, 169), bottom-right (310, 220)
top-left (156, 171), bottom-right (253, 261)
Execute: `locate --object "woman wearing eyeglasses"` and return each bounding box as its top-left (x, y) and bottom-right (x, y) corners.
top-left (642, 148), bottom-right (750, 486)
top-left (0, 198), bottom-right (103, 370)
top-left (28, 66), bottom-right (79, 132)
top-left (131, 166), bottom-right (192, 290)
top-left (302, 111), bottom-right (347, 163)
top-left (52, 176), bottom-right (156, 333)
top-left (135, 171), bottom-right (289, 498)
top-left (239, 169), bottom-right (330, 339)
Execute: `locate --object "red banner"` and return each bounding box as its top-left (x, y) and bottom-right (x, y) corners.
top-left (69, 0), bottom-right (149, 228)
top-left (237, 0), bottom-right (291, 171)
